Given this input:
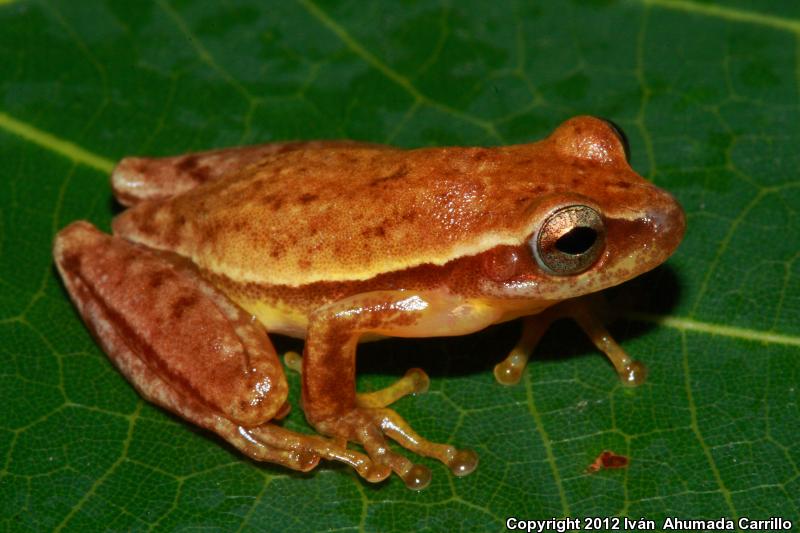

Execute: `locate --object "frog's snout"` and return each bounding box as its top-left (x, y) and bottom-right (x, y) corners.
top-left (602, 187), bottom-right (685, 283)
top-left (645, 190), bottom-right (686, 261)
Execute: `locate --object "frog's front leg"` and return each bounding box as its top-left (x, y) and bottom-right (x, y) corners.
top-left (302, 291), bottom-right (495, 489)
top-left (53, 222), bottom-right (390, 482)
top-left (494, 296), bottom-right (647, 386)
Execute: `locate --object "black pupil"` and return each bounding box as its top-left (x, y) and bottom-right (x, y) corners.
top-left (555, 227), bottom-right (597, 255)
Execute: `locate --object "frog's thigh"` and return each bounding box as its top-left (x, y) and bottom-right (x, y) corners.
top-left (52, 222), bottom-right (390, 481)
top-left (111, 143), bottom-right (297, 206)
top-left (302, 290), bottom-right (492, 488)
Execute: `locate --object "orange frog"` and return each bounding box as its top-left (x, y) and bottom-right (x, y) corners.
top-left (53, 116), bottom-right (684, 489)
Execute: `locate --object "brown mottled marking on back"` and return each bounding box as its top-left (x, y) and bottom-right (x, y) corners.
top-left (369, 164), bottom-right (409, 186)
top-left (468, 149), bottom-right (490, 161)
top-left (298, 193), bottom-right (318, 204)
top-left (176, 156), bottom-right (213, 183)
top-left (129, 202), bottom-right (159, 237)
top-left (190, 166), bottom-right (211, 183)
top-left (276, 141), bottom-right (305, 154)
top-left (177, 155), bottom-right (199, 172)
top-left (260, 193), bottom-right (285, 210)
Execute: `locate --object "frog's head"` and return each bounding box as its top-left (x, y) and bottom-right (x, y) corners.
top-left (475, 116), bottom-right (685, 304)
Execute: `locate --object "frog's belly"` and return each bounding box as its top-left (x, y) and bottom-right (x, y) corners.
top-left (238, 298), bottom-right (310, 339)
top-left (235, 293), bottom-right (558, 343)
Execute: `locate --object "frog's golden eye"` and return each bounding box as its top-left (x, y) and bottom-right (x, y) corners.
top-left (533, 205), bottom-right (605, 276)
top-left (597, 117), bottom-right (631, 162)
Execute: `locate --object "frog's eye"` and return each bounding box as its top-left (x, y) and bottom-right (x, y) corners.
top-left (533, 205), bottom-right (605, 276)
top-left (597, 117), bottom-right (631, 162)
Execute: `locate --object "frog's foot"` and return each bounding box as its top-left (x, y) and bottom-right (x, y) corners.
top-left (313, 407), bottom-right (478, 490)
top-left (52, 221), bottom-right (390, 483)
top-left (244, 425), bottom-right (390, 483)
top-left (493, 296), bottom-right (647, 387)
top-left (284, 351), bottom-right (430, 408)
top-left (494, 315), bottom-right (552, 385)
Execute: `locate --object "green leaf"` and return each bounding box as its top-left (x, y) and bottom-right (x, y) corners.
top-left (2, 0), bottom-right (798, 531)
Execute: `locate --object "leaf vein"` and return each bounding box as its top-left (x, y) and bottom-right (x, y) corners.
top-left (53, 402), bottom-right (142, 532)
top-left (0, 112), bottom-right (114, 173)
top-left (523, 371), bottom-right (571, 517)
top-left (155, 0), bottom-right (255, 105)
top-left (640, 0), bottom-right (800, 35)
top-left (628, 312), bottom-right (800, 347)
top-left (296, 0), bottom-right (504, 143)
top-left (680, 332), bottom-right (740, 521)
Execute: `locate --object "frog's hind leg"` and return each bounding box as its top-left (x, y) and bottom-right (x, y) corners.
top-left (284, 351), bottom-right (430, 408)
top-left (52, 221), bottom-right (390, 483)
top-left (493, 296), bottom-right (647, 387)
top-left (302, 290), bottom-right (500, 489)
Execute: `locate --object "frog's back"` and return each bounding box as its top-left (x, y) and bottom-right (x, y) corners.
top-left (112, 134), bottom-right (646, 286)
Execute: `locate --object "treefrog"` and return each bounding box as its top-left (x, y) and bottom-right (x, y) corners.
top-left (53, 116), bottom-right (685, 490)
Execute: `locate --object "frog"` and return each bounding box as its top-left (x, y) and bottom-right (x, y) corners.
top-left (52, 116), bottom-right (685, 490)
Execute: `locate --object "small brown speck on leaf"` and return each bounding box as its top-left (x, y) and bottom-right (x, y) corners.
top-left (585, 450), bottom-right (629, 473)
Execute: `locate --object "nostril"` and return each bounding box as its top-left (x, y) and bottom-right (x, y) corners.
top-left (555, 227), bottom-right (597, 255)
